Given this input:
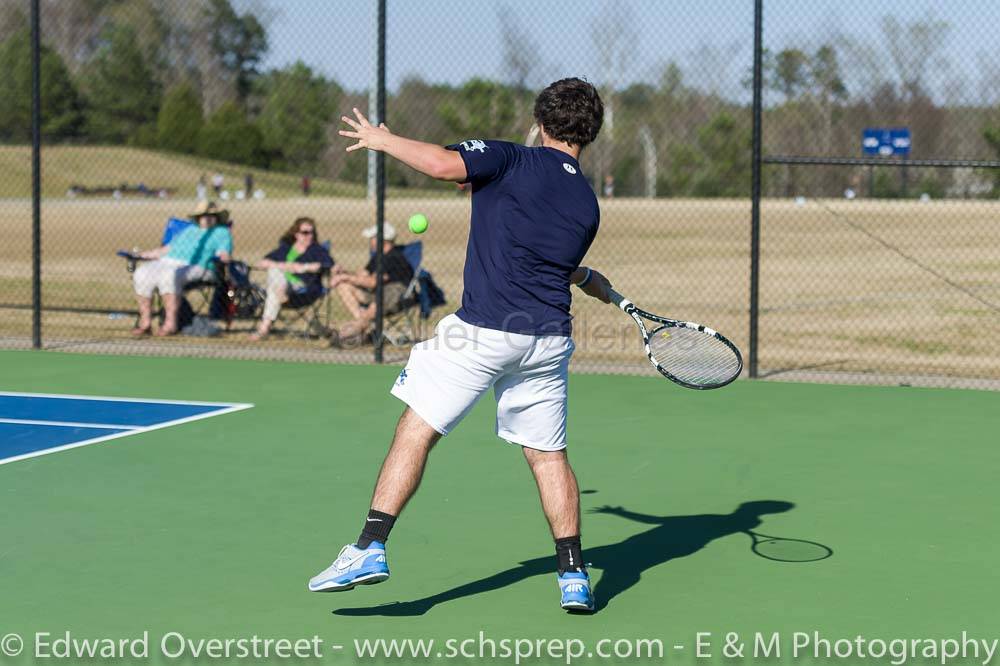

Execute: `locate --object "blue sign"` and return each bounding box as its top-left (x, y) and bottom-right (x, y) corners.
top-left (862, 127), bottom-right (911, 156)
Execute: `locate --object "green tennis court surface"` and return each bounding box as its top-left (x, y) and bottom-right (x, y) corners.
top-left (1, 350), bottom-right (998, 665)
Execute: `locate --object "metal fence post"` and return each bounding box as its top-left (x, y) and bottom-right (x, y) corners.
top-left (31, 0), bottom-right (42, 349)
top-left (373, 0), bottom-right (386, 364)
top-left (748, 0), bottom-right (763, 378)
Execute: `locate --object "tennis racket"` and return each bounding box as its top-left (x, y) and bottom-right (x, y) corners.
top-left (746, 530), bottom-right (833, 562)
top-left (608, 289), bottom-right (743, 390)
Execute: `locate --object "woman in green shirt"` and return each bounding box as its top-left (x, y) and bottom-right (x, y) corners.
top-left (250, 217), bottom-right (334, 340)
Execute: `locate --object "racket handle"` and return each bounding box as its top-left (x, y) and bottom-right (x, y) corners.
top-left (607, 288), bottom-right (631, 311)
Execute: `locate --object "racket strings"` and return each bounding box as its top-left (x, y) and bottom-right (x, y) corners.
top-left (648, 325), bottom-right (741, 387)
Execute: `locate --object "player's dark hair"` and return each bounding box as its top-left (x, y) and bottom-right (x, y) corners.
top-left (280, 216), bottom-right (318, 246)
top-left (533, 78), bottom-right (604, 148)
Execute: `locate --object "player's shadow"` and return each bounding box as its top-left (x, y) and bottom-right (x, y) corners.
top-left (333, 499), bottom-right (806, 616)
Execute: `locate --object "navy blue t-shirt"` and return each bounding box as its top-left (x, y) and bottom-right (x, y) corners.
top-left (446, 139), bottom-right (600, 336)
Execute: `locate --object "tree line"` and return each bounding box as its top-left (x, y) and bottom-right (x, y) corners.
top-left (0, 0), bottom-right (997, 198)
top-left (0, 0), bottom-right (337, 174)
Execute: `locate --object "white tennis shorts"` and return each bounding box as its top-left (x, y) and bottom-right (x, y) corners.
top-left (390, 313), bottom-right (574, 451)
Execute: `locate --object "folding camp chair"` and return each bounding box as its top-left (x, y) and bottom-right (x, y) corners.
top-left (118, 216), bottom-right (233, 328)
top-left (382, 241), bottom-right (446, 345)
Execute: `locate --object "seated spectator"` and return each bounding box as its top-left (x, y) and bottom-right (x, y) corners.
top-left (131, 201), bottom-right (232, 336)
top-left (329, 222), bottom-right (413, 345)
top-left (249, 217), bottom-right (334, 341)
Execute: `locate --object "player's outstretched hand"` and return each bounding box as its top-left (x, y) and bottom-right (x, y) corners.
top-left (339, 108), bottom-right (392, 152)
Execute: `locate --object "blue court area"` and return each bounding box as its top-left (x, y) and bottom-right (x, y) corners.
top-left (0, 392), bottom-right (252, 465)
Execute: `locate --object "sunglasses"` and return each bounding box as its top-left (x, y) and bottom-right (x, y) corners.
top-left (297, 229), bottom-right (315, 236)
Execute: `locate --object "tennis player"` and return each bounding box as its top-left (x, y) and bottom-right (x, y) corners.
top-left (309, 78), bottom-right (612, 612)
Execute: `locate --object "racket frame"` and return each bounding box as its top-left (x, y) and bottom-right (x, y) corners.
top-left (746, 530), bottom-right (833, 562)
top-left (608, 289), bottom-right (743, 390)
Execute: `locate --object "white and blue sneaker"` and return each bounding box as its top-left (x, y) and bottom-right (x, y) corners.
top-left (308, 542), bottom-right (389, 592)
top-left (558, 570), bottom-right (595, 612)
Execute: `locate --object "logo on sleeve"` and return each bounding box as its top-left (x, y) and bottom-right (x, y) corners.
top-left (461, 140), bottom-right (488, 153)
top-left (562, 163), bottom-right (577, 174)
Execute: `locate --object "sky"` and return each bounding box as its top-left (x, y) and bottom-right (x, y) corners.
top-left (240, 0), bottom-right (1000, 104)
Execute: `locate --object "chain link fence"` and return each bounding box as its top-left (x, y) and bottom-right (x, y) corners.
top-left (756, 0), bottom-right (1000, 388)
top-left (0, 0), bottom-right (997, 388)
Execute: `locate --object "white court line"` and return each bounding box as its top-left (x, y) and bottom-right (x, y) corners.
top-left (0, 418), bottom-right (137, 430)
top-left (0, 390), bottom-right (249, 408)
top-left (0, 402), bottom-right (254, 467)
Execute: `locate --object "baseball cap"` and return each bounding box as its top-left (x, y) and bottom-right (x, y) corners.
top-left (362, 222), bottom-right (397, 241)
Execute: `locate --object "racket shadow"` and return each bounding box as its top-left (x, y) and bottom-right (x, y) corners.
top-left (332, 499), bottom-right (832, 616)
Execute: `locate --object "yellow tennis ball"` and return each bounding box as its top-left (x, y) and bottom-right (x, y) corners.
top-left (408, 213), bottom-right (428, 234)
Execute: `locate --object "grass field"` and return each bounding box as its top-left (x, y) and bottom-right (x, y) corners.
top-left (1, 193), bottom-right (998, 386)
top-left (1, 350), bottom-right (999, 665)
top-left (0, 145), bottom-right (358, 199)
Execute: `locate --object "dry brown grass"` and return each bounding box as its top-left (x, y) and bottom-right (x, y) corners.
top-left (1, 196), bottom-right (998, 384)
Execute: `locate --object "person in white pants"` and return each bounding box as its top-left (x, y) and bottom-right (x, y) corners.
top-left (131, 201), bottom-right (232, 336)
top-left (250, 217), bottom-right (334, 341)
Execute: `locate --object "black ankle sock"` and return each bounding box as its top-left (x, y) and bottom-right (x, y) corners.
top-left (356, 509), bottom-right (397, 549)
top-left (555, 535), bottom-right (585, 574)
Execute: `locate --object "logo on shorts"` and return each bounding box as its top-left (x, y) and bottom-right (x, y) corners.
top-left (396, 369), bottom-right (409, 386)
top-left (562, 163), bottom-right (577, 174)
top-left (461, 139), bottom-right (488, 153)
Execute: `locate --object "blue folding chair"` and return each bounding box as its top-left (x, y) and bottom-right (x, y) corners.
top-left (382, 241), bottom-right (446, 345)
top-left (161, 216), bottom-right (195, 244)
top-left (118, 217), bottom-right (232, 328)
